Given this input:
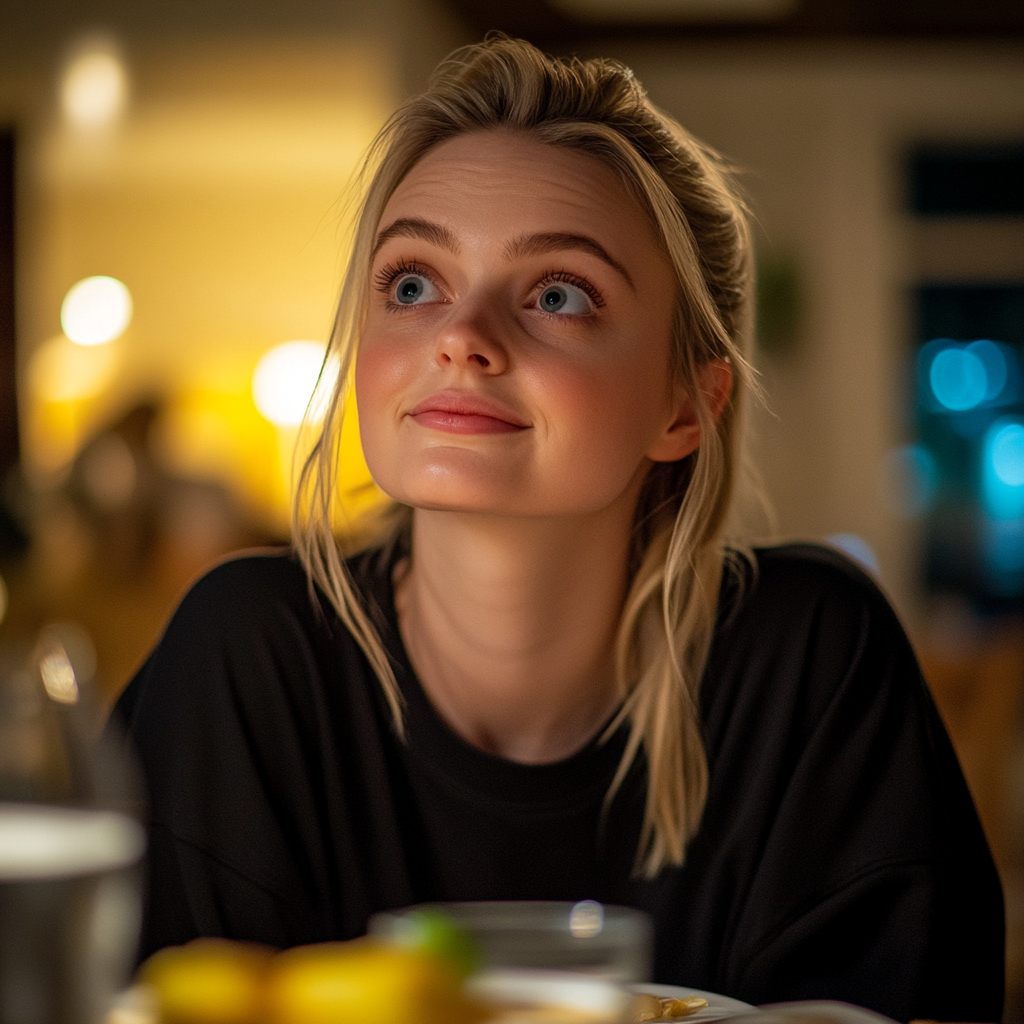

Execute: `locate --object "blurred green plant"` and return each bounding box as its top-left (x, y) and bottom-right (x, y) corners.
top-left (756, 256), bottom-right (801, 358)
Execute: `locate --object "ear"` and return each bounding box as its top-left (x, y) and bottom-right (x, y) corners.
top-left (646, 358), bottom-right (733, 463)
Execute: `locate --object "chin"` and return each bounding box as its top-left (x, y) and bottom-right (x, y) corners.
top-left (367, 449), bottom-right (523, 513)
top-left (383, 478), bottom-right (631, 520)
top-left (386, 480), bottom-right (519, 515)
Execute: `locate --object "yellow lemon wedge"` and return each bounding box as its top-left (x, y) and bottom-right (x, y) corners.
top-left (139, 938), bottom-right (272, 1024)
top-left (265, 938), bottom-right (491, 1024)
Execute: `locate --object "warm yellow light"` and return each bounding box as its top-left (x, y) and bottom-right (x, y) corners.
top-left (29, 334), bottom-right (119, 402)
top-left (60, 276), bottom-right (133, 346)
top-left (40, 649), bottom-right (79, 705)
top-left (252, 341), bottom-right (334, 427)
top-left (61, 46), bottom-right (127, 129)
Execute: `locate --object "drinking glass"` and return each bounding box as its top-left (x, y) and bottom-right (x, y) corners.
top-left (0, 628), bottom-right (145, 1024)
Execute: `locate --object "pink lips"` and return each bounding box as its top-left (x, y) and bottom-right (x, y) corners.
top-left (409, 391), bottom-right (529, 435)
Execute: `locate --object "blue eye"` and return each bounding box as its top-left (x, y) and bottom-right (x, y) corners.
top-left (394, 273), bottom-right (440, 305)
top-left (391, 274), bottom-right (423, 301)
top-left (536, 284), bottom-right (592, 315)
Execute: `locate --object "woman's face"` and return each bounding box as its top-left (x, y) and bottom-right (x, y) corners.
top-left (356, 130), bottom-right (700, 520)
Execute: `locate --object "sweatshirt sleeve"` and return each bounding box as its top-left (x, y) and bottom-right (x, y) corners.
top-left (710, 547), bottom-right (1004, 1020)
top-left (111, 554), bottom-right (356, 959)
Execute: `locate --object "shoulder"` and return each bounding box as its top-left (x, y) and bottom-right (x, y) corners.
top-left (121, 546), bottom-right (397, 708)
top-left (719, 541), bottom-right (904, 653)
top-left (735, 541), bottom-right (894, 614)
top-left (172, 547), bottom-right (315, 626)
top-left (117, 550), bottom-right (345, 727)
top-left (116, 547), bottom-right (400, 797)
top-left (707, 542), bottom-right (920, 744)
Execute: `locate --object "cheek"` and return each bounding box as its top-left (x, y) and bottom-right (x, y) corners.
top-left (353, 339), bottom-right (408, 476)
top-left (354, 331), bottom-right (424, 438)
top-left (529, 356), bottom-right (665, 460)
top-left (355, 334), bottom-right (408, 407)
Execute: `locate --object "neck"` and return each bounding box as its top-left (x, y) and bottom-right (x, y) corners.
top-left (394, 501), bottom-right (638, 764)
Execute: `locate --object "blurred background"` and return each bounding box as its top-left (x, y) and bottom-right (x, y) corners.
top-left (0, 0), bottom-right (1021, 1014)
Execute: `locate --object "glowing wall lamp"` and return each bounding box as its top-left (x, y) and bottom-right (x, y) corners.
top-left (252, 341), bottom-right (334, 428)
top-left (60, 276), bottom-right (133, 347)
top-left (61, 42), bottom-right (128, 130)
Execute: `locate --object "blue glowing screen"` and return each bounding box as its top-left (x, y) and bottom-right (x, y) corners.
top-left (914, 285), bottom-right (1024, 609)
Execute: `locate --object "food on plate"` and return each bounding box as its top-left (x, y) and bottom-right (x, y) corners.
top-left (138, 938), bottom-right (273, 1024)
top-left (662, 998), bottom-right (708, 1017)
top-left (264, 937), bottom-right (489, 1024)
top-left (136, 916), bottom-right (697, 1024)
top-left (630, 993), bottom-right (709, 1022)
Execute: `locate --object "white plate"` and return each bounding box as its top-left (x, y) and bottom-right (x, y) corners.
top-left (471, 969), bottom-right (626, 1019)
top-left (632, 982), bottom-right (756, 1019)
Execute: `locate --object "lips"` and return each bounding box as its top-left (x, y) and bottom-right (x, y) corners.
top-left (408, 391), bottom-right (529, 435)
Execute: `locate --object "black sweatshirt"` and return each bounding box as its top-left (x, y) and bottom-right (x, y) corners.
top-left (113, 543), bottom-right (1004, 1020)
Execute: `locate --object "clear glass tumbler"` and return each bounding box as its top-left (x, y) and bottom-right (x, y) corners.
top-left (0, 628), bottom-right (145, 1024)
top-left (371, 900), bottom-right (652, 983)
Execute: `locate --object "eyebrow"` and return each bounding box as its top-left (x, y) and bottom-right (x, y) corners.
top-left (373, 219), bottom-right (635, 292)
top-left (372, 218), bottom-right (460, 259)
top-left (504, 232), bottom-right (635, 291)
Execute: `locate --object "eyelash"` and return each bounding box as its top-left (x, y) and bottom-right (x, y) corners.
top-left (372, 260), bottom-right (605, 311)
top-left (535, 270), bottom-right (605, 310)
top-left (374, 259), bottom-right (433, 296)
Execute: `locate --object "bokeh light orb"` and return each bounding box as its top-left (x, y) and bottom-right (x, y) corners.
top-left (966, 340), bottom-right (1008, 403)
top-left (253, 341), bottom-right (328, 427)
top-left (991, 422), bottom-right (1024, 488)
top-left (61, 47), bottom-right (127, 129)
top-left (983, 418), bottom-right (1024, 522)
top-left (60, 276), bottom-right (133, 346)
top-left (929, 347), bottom-right (987, 411)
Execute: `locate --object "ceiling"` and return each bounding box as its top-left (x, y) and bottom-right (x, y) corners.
top-left (447, 0), bottom-right (1024, 45)
top-left (3, 0), bottom-right (1022, 51)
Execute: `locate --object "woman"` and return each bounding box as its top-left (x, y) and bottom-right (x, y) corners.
top-left (115, 36), bottom-right (1004, 1018)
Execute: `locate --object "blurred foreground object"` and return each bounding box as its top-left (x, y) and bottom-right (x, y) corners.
top-left (371, 901), bottom-right (652, 984)
top-left (131, 926), bottom-right (642, 1024)
top-left (138, 941), bottom-right (272, 1024)
top-left (265, 939), bottom-right (488, 1024)
top-left (735, 1003), bottom-right (895, 1024)
top-left (135, 936), bottom-right (494, 1024)
top-left (0, 628), bottom-right (145, 1023)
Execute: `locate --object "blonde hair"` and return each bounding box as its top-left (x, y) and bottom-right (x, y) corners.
top-left (294, 35), bottom-right (757, 877)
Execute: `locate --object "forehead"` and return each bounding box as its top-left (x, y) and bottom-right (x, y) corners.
top-left (381, 131), bottom-right (660, 254)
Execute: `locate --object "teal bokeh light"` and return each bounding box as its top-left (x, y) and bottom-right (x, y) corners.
top-left (929, 347), bottom-right (987, 411)
top-left (967, 340), bottom-right (1009, 402)
top-left (992, 422), bottom-right (1024, 487)
top-left (983, 418), bottom-right (1024, 520)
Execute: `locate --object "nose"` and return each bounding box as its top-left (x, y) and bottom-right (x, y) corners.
top-left (434, 309), bottom-right (509, 374)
